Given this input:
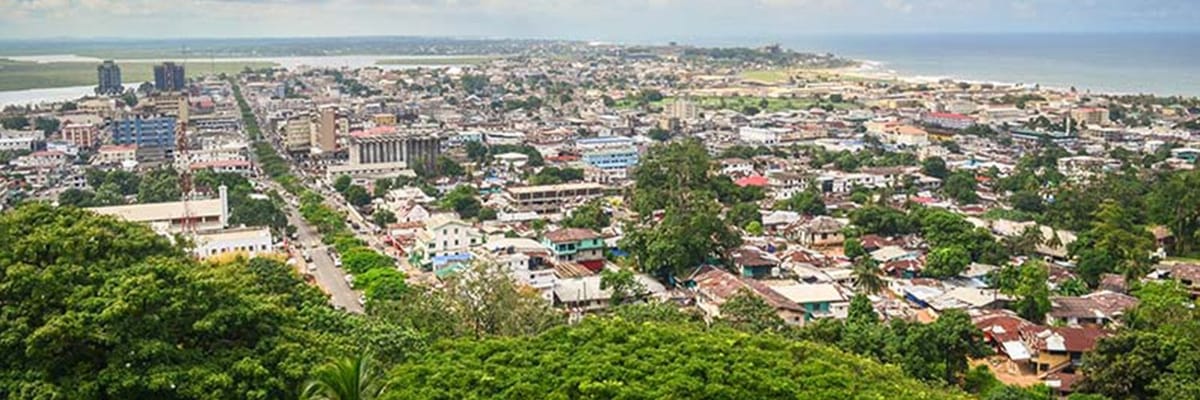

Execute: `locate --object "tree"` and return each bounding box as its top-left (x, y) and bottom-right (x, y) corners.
top-left (34, 116), bottom-right (60, 134)
top-left (465, 141), bottom-right (488, 164)
top-left (137, 167), bottom-right (181, 203)
top-left (353, 268), bottom-right (408, 301)
top-left (477, 207), bottom-right (497, 221)
top-left (648, 127), bottom-right (671, 141)
top-left (1148, 170), bottom-right (1200, 255)
top-left (344, 185), bottom-right (371, 207)
top-left (436, 156), bottom-right (465, 177)
top-left (1011, 260), bottom-right (1051, 322)
top-left (1009, 191), bottom-right (1045, 214)
top-left (923, 310), bottom-right (992, 384)
top-left (853, 258), bottom-right (886, 295)
top-left (850, 205), bottom-right (917, 236)
top-left (719, 289), bottom-right (785, 332)
top-left (334, 175), bottom-right (352, 193)
top-left (57, 188), bottom-right (97, 207)
top-left (600, 267), bottom-right (645, 306)
top-left (372, 178), bottom-right (393, 198)
top-left (1002, 225), bottom-right (1044, 257)
top-left (439, 185), bottom-right (482, 219)
top-left (1071, 200), bottom-right (1154, 284)
top-left (562, 199), bottom-right (610, 231)
top-left (922, 156), bottom-right (949, 179)
top-left (1, 115), bottom-right (29, 129)
top-left (925, 246), bottom-right (971, 278)
top-left (372, 209), bottom-right (397, 227)
top-left (727, 202), bottom-right (761, 229)
top-left (781, 187), bottom-right (826, 215)
top-left (844, 237), bottom-right (867, 260)
top-left (342, 247), bottom-right (394, 275)
top-left (300, 354), bottom-right (387, 400)
top-left (942, 170), bottom-right (979, 204)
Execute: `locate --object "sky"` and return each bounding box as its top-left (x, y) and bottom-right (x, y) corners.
top-left (1, 0), bottom-right (1198, 40)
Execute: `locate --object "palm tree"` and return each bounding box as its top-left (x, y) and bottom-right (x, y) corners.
top-left (300, 353), bottom-right (386, 400)
top-left (853, 258), bottom-right (886, 295)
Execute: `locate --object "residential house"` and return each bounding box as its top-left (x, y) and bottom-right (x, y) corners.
top-left (730, 245), bottom-right (780, 279)
top-left (1047, 291), bottom-right (1139, 327)
top-left (686, 265), bottom-right (807, 325)
top-left (413, 215), bottom-right (483, 260)
top-left (788, 216), bottom-right (845, 248)
top-left (543, 228), bottom-right (606, 272)
top-left (764, 281), bottom-right (850, 321)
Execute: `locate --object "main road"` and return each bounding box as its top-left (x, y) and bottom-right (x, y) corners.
top-left (277, 179), bottom-right (365, 313)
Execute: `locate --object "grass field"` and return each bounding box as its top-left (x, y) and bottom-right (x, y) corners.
top-left (375, 56), bottom-right (497, 66)
top-left (616, 95), bottom-right (857, 112)
top-left (0, 59), bottom-right (277, 91)
top-left (739, 69), bottom-right (794, 84)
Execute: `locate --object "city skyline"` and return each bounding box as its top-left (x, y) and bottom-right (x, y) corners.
top-left (2, 0), bottom-right (1199, 40)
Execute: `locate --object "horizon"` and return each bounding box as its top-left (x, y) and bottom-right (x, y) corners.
top-left (2, 0), bottom-right (1199, 40)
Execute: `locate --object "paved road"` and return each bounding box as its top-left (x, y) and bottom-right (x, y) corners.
top-left (281, 194), bottom-right (364, 313)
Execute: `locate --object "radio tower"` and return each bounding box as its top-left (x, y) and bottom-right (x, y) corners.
top-left (176, 46), bottom-right (197, 235)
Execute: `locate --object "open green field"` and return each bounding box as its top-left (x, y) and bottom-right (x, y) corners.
top-left (739, 69), bottom-right (793, 84)
top-left (616, 95), bottom-right (858, 112)
top-left (375, 56), bottom-right (498, 66)
top-left (0, 59), bottom-right (277, 91)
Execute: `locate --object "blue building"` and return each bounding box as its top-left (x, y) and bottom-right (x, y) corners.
top-left (582, 146), bottom-right (639, 171)
top-left (153, 62), bottom-right (186, 92)
top-left (111, 117), bottom-right (176, 148)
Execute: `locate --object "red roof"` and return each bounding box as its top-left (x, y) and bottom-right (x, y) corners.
top-left (735, 175), bottom-right (768, 187)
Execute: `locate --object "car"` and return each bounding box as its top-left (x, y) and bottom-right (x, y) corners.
top-left (306, 263), bottom-right (316, 272)
top-left (358, 295), bottom-right (366, 306)
top-left (344, 274), bottom-right (354, 285)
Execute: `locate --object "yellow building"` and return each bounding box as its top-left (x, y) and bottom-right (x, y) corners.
top-left (373, 113), bottom-right (397, 126)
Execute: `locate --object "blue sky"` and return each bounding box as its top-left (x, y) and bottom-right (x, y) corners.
top-left (1, 0), bottom-right (1198, 40)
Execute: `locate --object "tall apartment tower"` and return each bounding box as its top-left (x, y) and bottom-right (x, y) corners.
top-left (153, 62), bottom-right (186, 92)
top-left (316, 106), bottom-right (337, 153)
top-left (96, 60), bottom-right (123, 96)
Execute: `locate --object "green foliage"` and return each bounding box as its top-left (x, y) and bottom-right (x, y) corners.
top-left (372, 209), bottom-right (397, 227)
top-left (137, 167), bottom-right (182, 203)
top-left (599, 267), bottom-right (645, 306)
top-left (850, 205), bottom-right (918, 236)
top-left (334, 175), bottom-right (352, 193)
top-left (342, 247), bottom-right (395, 275)
top-left (0, 114), bottom-right (29, 129)
top-left (922, 156), bottom-right (949, 179)
top-left (853, 258), bottom-right (886, 295)
top-left (300, 354), bottom-right (387, 400)
top-left (561, 199), bottom-right (610, 231)
top-left (1070, 200), bottom-right (1154, 285)
top-left (381, 319), bottom-right (967, 400)
top-left (925, 246), bottom-right (971, 278)
top-left (718, 289), bottom-right (787, 332)
top-left (726, 202), bottom-right (761, 229)
top-left (1010, 260), bottom-right (1051, 322)
top-left (942, 170), bottom-right (979, 204)
top-left (344, 185), bottom-right (371, 207)
top-left (439, 184), bottom-right (482, 219)
top-left (844, 237), bottom-right (867, 260)
top-left (622, 140), bottom-right (741, 277)
top-left (0, 204), bottom-right (369, 399)
top-left (528, 166), bottom-right (583, 185)
top-left (353, 268), bottom-right (408, 302)
top-left (435, 156), bottom-right (465, 177)
top-left (780, 187), bottom-right (827, 215)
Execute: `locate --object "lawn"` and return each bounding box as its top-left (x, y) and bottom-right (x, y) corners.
top-left (375, 56), bottom-right (497, 66)
top-left (0, 59), bottom-right (277, 91)
top-left (616, 95), bottom-right (857, 112)
top-left (740, 69), bottom-right (793, 84)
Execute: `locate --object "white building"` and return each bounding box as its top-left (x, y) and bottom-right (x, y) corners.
top-left (738, 126), bottom-right (789, 146)
top-left (475, 237), bottom-right (556, 302)
top-left (193, 227), bottom-right (275, 259)
top-left (414, 215), bottom-right (483, 258)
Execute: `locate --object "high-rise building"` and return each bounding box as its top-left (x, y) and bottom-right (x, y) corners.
top-left (316, 106), bottom-right (337, 153)
top-left (96, 60), bottom-right (123, 96)
top-left (153, 62), bottom-right (186, 92)
top-left (111, 116), bottom-right (176, 149)
top-left (348, 131), bottom-right (441, 171)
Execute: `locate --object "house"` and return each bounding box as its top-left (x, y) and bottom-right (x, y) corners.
top-left (686, 265), bottom-right (807, 326)
top-left (542, 228), bottom-right (606, 272)
top-left (730, 245), bottom-right (780, 279)
top-left (474, 237), bottom-right (556, 301)
top-left (554, 273), bottom-right (665, 313)
top-left (413, 215), bottom-right (483, 261)
top-left (974, 311), bottom-right (1109, 378)
top-left (719, 157), bottom-right (755, 177)
top-left (787, 216), bottom-right (844, 248)
top-left (1159, 263), bottom-right (1200, 297)
top-left (764, 281), bottom-right (849, 321)
top-left (1047, 291), bottom-right (1139, 327)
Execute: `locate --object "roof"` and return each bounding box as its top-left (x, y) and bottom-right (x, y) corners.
top-left (734, 175), bottom-right (768, 187)
top-left (506, 182), bottom-right (605, 195)
top-left (1033, 326), bottom-right (1108, 353)
top-left (766, 282), bottom-right (846, 305)
top-left (730, 246), bottom-right (779, 267)
top-left (1169, 263), bottom-right (1200, 282)
top-left (801, 216), bottom-right (843, 233)
top-left (89, 198), bottom-right (223, 223)
top-left (926, 112), bottom-right (974, 121)
top-left (195, 227), bottom-right (272, 243)
top-left (1048, 291), bottom-right (1139, 320)
top-left (688, 265), bottom-right (803, 312)
top-left (544, 228), bottom-right (601, 243)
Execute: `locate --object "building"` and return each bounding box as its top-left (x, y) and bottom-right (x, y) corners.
top-left (413, 215), bottom-right (482, 260)
top-left (111, 116), bottom-right (176, 149)
top-left (348, 131), bottom-right (442, 171)
top-left (580, 146), bottom-right (639, 179)
top-left (91, 144), bottom-right (138, 166)
top-left (1070, 107), bottom-right (1109, 127)
top-left (765, 282), bottom-right (850, 321)
top-left (95, 60), bottom-right (123, 96)
top-left (1010, 128), bottom-right (1078, 147)
top-left (1047, 291), bottom-right (1138, 327)
top-left (687, 265), bottom-right (807, 326)
top-left (668, 98), bottom-right (699, 120)
top-left (922, 112), bottom-right (975, 130)
top-left (505, 182), bottom-right (606, 214)
top-left (475, 237), bottom-right (556, 301)
top-left (60, 122), bottom-right (100, 148)
top-left (316, 106), bottom-right (337, 153)
top-left (153, 62), bottom-right (186, 92)
top-left (739, 126), bottom-right (787, 146)
top-left (543, 228), bottom-right (606, 272)
top-left (88, 186), bottom-right (229, 234)
top-left (193, 227), bottom-right (274, 259)
top-left (282, 114), bottom-right (313, 153)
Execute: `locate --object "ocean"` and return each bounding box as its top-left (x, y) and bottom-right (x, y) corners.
top-left (693, 32), bottom-right (1200, 97)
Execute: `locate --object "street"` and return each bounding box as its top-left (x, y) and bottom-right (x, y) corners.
top-left (280, 191), bottom-right (364, 313)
